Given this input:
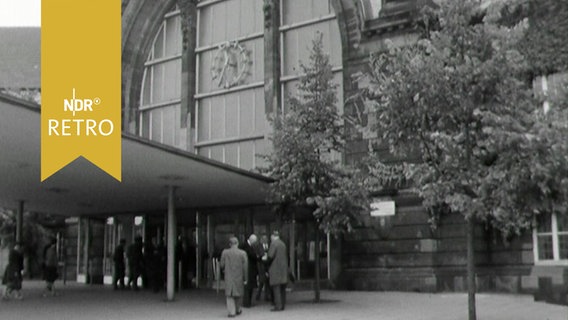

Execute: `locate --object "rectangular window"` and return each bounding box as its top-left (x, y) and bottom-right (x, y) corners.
top-left (534, 213), bottom-right (568, 264)
top-left (358, 0), bottom-right (382, 21)
top-left (140, 104), bottom-right (180, 148)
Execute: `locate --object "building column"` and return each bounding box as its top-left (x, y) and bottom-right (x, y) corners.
top-left (167, 186), bottom-right (177, 301)
top-left (263, 0), bottom-right (281, 115)
top-left (15, 200), bottom-right (24, 243)
top-left (83, 218), bottom-right (91, 283)
top-left (76, 217), bottom-right (82, 280)
top-left (75, 218), bottom-right (91, 284)
top-left (195, 211), bottom-right (201, 288)
top-left (207, 214), bottom-right (213, 286)
top-left (178, 0), bottom-right (198, 151)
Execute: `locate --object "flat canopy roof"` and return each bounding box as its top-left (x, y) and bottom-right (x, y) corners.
top-left (0, 93), bottom-right (272, 216)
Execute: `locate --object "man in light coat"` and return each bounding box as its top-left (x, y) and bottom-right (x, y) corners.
top-left (220, 237), bottom-right (249, 318)
top-left (267, 231), bottom-right (288, 311)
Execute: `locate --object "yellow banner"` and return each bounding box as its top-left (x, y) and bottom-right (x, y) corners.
top-left (41, 0), bottom-right (121, 181)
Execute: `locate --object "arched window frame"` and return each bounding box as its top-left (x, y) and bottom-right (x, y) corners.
top-left (139, 6), bottom-right (183, 147)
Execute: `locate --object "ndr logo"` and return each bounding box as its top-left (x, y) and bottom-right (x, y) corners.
top-left (64, 88), bottom-right (101, 116)
top-left (47, 88), bottom-right (113, 137)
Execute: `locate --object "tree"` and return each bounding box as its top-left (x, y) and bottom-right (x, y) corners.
top-left (361, 1), bottom-right (567, 319)
top-left (0, 208), bottom-right (58, 277)
top-left (517, 0), bottom-right (568, 77)
top-left (263, 33), bottom-right (369, 302)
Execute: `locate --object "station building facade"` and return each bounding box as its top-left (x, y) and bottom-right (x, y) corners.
top-left (50, 0), bottom-right (567, 304)
top-left (66, 0), bottom-right (347, 288)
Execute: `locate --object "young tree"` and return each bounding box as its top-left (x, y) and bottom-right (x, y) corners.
top-left (0, 208), bottom-right (57, 277)
top-left (263, 33), bottom-right (369, 302)
top-left (361, 1), bottom-right (567, 319)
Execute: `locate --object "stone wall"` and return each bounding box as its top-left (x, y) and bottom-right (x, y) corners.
top-left (339, 193), bottom-right (535, 293)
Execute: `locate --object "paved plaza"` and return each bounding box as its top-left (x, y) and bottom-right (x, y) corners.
top-left (0, 281), bottom-right (565, 320)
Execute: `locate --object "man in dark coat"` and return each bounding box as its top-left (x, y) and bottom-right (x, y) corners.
top-left (255, 234), bottom-right (272, 302)
top-left (127, 236), bottom-right (144, 291)
top-left (240, 234), bottom-right (259, 308)
top-left (177, 236), bottom-right (195, 289)
top-left (2, 242), bottom-right (24, 300)
top-left (267, 231), bottom-right (288, 311)
top-left (43, 238), bottom-right (59, 296)
top-left (156, 238), bottom-right (167, 292)
top-left (143, 238), bottom-right (157, 291)
top-left (112, 238), bottom-right (126, 290)
top-left (220, 237), bottom-right (248, 318)
top-left (186, 237), bottom-right (197, 288)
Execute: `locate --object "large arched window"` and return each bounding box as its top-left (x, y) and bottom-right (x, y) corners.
top-left (139, 7), bottom-right (182, 147)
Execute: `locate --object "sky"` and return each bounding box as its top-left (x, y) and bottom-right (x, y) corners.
top-left (0, 0), bottom-right (41, 27)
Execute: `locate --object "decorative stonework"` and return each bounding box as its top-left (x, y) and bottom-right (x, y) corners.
top-left (177, 0), bottom-right (197, 52)
top-left (263, 0), bottom-right (274, 28)
top-left (211, 41), bottom-right (251, 89)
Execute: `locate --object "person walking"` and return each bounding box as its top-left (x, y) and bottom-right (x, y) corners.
top-left (2, 243), bottom-right (24, 300)
top-left (266, 231), bottom-right (288, 312)
top-left (240, 234), bottom-right (259, 308)
top-left (42, 238), bottom-right (59, 296)
top-left (143, 238), bottom-right (157, 291)
top-left (255, 234), bottom-right (272, 302)
top-left (156, 239), bottom-right (167, 292)
top-left (112, 238), bottom-right (126, 290)
top-left (127, 236), bottom-right (144, 291)
top-left (220, 237), bottom-right (248, 318)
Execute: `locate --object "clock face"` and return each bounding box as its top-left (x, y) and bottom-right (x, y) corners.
top-left (211, 41), bottom-right (251, 89)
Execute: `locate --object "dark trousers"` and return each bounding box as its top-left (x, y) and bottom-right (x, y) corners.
top-left (271, 284), bottom-right (286, 310)
top-left (243, 284), bottom-right (254, 307)
top-left (113, 265), bottom-right (125, 289)
top-left (256, 277), bottom-right (272, 301)
top-left (128, 267), bottom-right (141, 290)
top-left (151, 272), bottom-right (162, 292)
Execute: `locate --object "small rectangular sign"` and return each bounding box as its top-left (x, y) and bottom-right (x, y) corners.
top-left (370, 199), bottom-right (396, 217)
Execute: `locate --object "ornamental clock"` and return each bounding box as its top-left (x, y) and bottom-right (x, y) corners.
top-left (211, 41), bottom-right (251, 89)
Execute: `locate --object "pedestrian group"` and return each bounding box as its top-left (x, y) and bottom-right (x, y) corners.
top-left (2, 230), bottom-right (291, 318)
top-left (2, 238), bottom-right (60, 300)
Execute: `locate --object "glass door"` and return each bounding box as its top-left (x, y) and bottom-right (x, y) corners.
top-left (292, 220), bottom-right (328, 281)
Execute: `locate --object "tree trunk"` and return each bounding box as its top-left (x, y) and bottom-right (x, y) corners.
top-left (314, 220), bottom-right (321, 302)
top-left (467, 217), bottom-right (476, 320)
top-left (464, 112), bottom-right (476, 320)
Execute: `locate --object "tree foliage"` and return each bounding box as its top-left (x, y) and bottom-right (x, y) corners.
top-left (262, 33), bottom-right (369, 234)
top-left (364, 0), bottom-right (567, 239)
top-left (0, 208), bottom-right (54, 251)
top-left (518, 0), bottom-right (568, 76)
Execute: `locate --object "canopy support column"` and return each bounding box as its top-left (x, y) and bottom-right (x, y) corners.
top-left (16, 200), bottom-right (24, 243)
top-left (166, 186), bottom-right (177, 301)
top-left (195, 211), bottom-right (201, 289)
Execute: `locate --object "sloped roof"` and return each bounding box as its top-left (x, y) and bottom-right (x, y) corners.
top-left (0, 27), bottom-right (40, 88)
top-left (0, 93), bottom-right (272, 216)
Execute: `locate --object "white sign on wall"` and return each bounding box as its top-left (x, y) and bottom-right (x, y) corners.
top-left (370, 199), bottom-right (395, 217)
